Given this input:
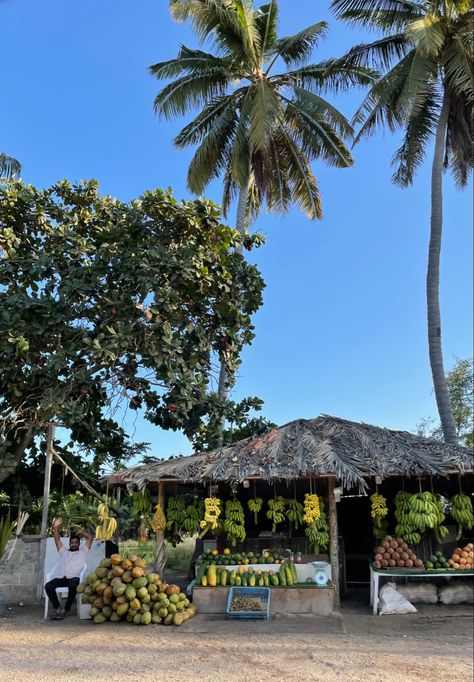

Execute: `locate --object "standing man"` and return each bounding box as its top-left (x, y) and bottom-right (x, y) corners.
top-left (44, 517), bottom-right (93, 619)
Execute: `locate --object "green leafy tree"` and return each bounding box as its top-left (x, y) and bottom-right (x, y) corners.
top-left (417, 358), bottom-right (473, 447)
top-left (331, 0), bottom-right (473, 444)
top-left (0, 179), bottom-right (264, 482)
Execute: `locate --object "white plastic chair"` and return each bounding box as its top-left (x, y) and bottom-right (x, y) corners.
top-left (43, 564), bottom-right (87, 619)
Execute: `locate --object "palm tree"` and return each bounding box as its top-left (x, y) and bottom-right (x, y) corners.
top-left (152, 1), bottom-right (373, 431)
top-left (331, 0), bottom-right (473, 444)
top-left (0, 153), bottom-right (21, 181)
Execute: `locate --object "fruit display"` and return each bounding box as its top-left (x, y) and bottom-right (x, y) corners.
top-left (196, 548), bottom-right (288, 566)
top-left (450, 494), bottom-right (474, 540)
top-left (150, 503), bottom-right (166, 533)
top-left (223, 499), bottom-right (246, 546)
top-left (196, 560), bottom-right (298, 587)
top-left (449, 543), bottom-right (473, 570)
top-left (248, 497), bottom-right (263, 525)
top-left (76, 553), bottom-right (197, 626)
top-left (95, 500), bottom-right (117, 541)
top-left (266, 496), bottom-right (286, 532)
top-left (371, 493), bottom-right (389, 541)
top-left (425, 551), bottom-right (450, 570)
top-left (372, 535), bottom-right (425, 569)
top-left (305, 498), bottom-right (329, 551)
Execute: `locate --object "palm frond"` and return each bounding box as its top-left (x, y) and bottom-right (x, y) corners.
top-left (332, 34), bottom-right (409, 71)
top-left (330, 0), bottom-right (424, 30)
top-left (230, 88), bottom-right (254, 187)
top-left (233, 0), bottom-right (261, 66)
top-left (249, 79), bottom-right (280, 151)
top-left (264, 136), bottom-right (291, 213)
top-left (150, 46), bottom-right (235, 80)
top-left (443, 34), bottom-right (474, 102)
top-left (255, 1), bottom-right (279, 60)
top-left (175, 91), bottom-right (245, 147)
top-left (271, 22), bottom-right (329, 68)
top-left (445, 93), bottom-right (473, 187)
top-left (391, 90), bottom-right (439, 186)
top-left (0, 154), bottom-right (21, 180)
top-left (407, 14), bottom-right (446, 57)
top-left (153, 70), bottom-right (230, 118)
top-left (291, 86), bottom-right (354, 137)
top-left (281, 59), bottom-right (376, 93)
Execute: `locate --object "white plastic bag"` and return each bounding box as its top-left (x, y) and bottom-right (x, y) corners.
top-left (396, 582), bottom-right (438, 604)
top-left (439, 582), bottom-right (474, 605)
top-left (379, 582), bottom-right (417, 615)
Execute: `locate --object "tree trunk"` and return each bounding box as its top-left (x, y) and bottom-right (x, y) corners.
top-left (0, 426), bottom-right (34, 484)
top-left (327, 477), bottom-right (340, 610)
top-left (427, 91), bottom-right (458, 444)
top-left (216, 182), bottom-right (250, 447)
top-left (154, 482), bottom-right (166, 577)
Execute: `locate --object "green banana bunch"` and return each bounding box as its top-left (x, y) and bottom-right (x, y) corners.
top-left (248, 497), bottom-right (263, 525)
top-left (165, 496), bottom-right (186, 546)
top-left (450, 494), bottom-right (474, 540)
top-left (132, 490), bottom-right (152, 517)
top-left (286, 499), bottom-right (304, 532)
top-left (182, 498), bottom-right (204, 535)
top-left (431, 494), bottom-right (449, 544)
top-left (394, 491), bottom-right (420, 544)
top-left (224, 499), bottom-right (246, 547)
top-left (266, 496), bottom-right (286, 533)
top-left (305, 498), bottom-right (329, 550)
top-left (408, 492), bottom-right (440, 530)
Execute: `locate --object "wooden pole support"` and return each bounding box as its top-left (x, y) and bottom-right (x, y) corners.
top-left (328, 476), bottom-right (340, 609)
top-left (154, 482), bottom-right (166, 577)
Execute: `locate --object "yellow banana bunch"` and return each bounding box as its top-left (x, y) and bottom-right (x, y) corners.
top-left (150, 503), bottom-right (166, 532)
top-left (97, 503), bottom-right (107, 522)
top-left (248, 497), bottom-right (263, 525)
top-left (303, 494), bottom-right (320, 524)
top-left (305, 498), bottom-right (329, 550)
top-left (370, 493), bottom-right (388, 519)
top-left (95, 515), bottom-right (117, 541)
top-left (199, 497), bottom-right (222, 537)
top-left (266, 496), bottom-right (286, 532)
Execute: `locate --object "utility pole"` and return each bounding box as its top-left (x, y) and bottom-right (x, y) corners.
top-left (36, 423), bottom-right (56, 599)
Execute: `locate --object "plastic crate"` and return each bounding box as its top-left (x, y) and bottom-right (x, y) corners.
top-left (226, 587), bottom-right (270, 620)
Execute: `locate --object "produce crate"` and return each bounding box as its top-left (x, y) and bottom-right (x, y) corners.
top-left (226, 587), bottom-right (270, 620)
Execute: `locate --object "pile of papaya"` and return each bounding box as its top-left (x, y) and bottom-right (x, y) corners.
top-left (196, 560), bottom-right (298, 587)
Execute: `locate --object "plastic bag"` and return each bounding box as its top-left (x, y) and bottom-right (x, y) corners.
top-left (439, 582), bottom-right (474, 605)
top-left (396, 582), bottom-right (438, 604)
top-left (379, 582), bottom-right (417, 615)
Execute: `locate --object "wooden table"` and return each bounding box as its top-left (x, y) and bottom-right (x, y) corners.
top-left (369, 563), bottom-right (473, 615)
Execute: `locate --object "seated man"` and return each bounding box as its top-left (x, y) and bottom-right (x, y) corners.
top-left (45, 516), bottom-right (93, 619)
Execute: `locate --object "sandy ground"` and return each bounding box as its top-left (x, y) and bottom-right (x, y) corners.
top-left (0, 603), bottom-right (472, 682)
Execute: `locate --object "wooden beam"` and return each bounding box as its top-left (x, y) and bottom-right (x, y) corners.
top-left (327, 477), bottom-right (340, 609)
top-left (154, 482), bottom-right (166, 577)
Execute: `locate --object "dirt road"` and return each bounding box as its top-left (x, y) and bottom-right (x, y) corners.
top-left (0, 605), bottom-right (472, 681)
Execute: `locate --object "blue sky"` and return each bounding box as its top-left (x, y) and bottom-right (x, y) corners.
top-left (1, 0), bottom-right (472, 461)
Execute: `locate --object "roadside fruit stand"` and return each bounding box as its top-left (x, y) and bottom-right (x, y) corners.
top-left (107, 415), bottom-right (473, 617)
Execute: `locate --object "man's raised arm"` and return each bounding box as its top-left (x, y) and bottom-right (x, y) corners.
top-left (52, 517), bottom-right (63, 552)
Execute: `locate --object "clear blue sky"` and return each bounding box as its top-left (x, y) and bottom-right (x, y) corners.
top-left (1, 0), bottom-right (472, 461)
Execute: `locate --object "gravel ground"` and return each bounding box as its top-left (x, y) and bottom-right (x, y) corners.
top-left (0, 604), bottom-right (472, 682)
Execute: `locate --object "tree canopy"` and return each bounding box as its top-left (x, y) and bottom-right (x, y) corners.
top-left (0, 179), bottom-right (265, 482)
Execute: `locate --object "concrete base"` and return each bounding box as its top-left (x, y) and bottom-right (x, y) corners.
top-left (193, 586), bottom-right (335, 616)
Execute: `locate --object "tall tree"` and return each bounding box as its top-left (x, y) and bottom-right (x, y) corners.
top-left (154, 0), bottom-right (373, 425)
top-left (0, 179), bottom-right (264, 482)
top-left (331, 0), bottom-right (473, 444)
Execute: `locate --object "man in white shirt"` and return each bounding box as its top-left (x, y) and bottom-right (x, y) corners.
top-left (45, 517), bottom-right (93, 619)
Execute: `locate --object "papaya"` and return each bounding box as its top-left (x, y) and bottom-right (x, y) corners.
top-left (178, 592), bottom-right (187, 601)
top-left (112, 565), bottom-right (124, 577)
top-left (127, 553), bottom-right (139, 563)
top-left (95, 583), bottom-right (107, 596)
top-left (93, 613), bottom-right (107, 624)
top-left (207, 565), bottom-right (217, 587)
top-left (158, 582), bottom-right (169, 593)
top-left (271, 575), bottom-right (279, 586)
top-left (89, 607), bottom-right (99, 617)
top-left (241, 573), bottom-right (248, 587)
top-left (121, 559), bottom-right (133, 571)
top-left (147, 584), bottom-right (158, 596)
top-left (235, 576), bottom-right (241, 586)
top-left (132, 576), bottom-right (148, 589)
top-left (168, 604), bottom-right (177, 614)
top-left (122, 570), bottom-right (133, 584)
top-left (87, 572), bottom-right (98, 585)
top-left (96, 567), bottom-right (108, 579)
top-left (168, 594), bottom-right (179, 604)
top-left (93, 597), bottom-right (104, 609)
top-left (173, 612), bottom-right (184, 626)
top-left (201, 575), bottom-right (208, 587)
top-left (133, 613), bottom-right (142, 624)
top-left (258, 576), bottom-right (265, 587)
top-left (134, 558), bottom-right (147, 569)
top-left (263, 573), bottom-right (269, 587)
top-left (146, 572), bottom-right (160, 585)
top-left (110, 554), bottom-right (122, 565)
top-left (116, 602), bottom-right (129, 617)
top-left (110, 611), bottom-right (121, 622)
top-left (158, 607), bottom-right (168, 618)
top-left (176, 600), bottom-right (185, 611)
top-left (166, 584), bottom-right (181, 596)
top-left (103, 586), bottom-right (114, 601)
top-left (102, 605), bottom-right (113, 618)
top-left (140, 603), bottom-right (150, 614)
top-left (229, 571), bottom-right (236, 586)
top-left (181, 611), bottom-right (191, 622)
top-left (290, 562), bottom-right (297, 583)
top-left (220, 570), bottom-right (228, 587)
top-left (113, 584), bottom-right (126, 597)
top-left (285, 565), bottom-right (294, 586)
top-left (137, 587), bottom-right (149, 600)
top-left (163, 614), bottom-right (174, 625)
top-left (125, 586), bottom-right (137, 601)
top-left (151, 613), bottom-right (162, 624)
top-left (278, 568), bottom-right (286, 586)
top-left (132, 566), bottom-right (144, 578)
top-left (100, 558), bottom-right (111, 569)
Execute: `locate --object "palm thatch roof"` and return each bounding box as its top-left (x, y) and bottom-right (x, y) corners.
top-left (108, 415), bottom-right (473, 491)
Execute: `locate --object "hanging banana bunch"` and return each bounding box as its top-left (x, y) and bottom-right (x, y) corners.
top-left (138, 514), bottom-right (150, 542)
top-left (199, 497), bottom-right (222, 538)
top-left (450, 494), bottom-right (474, 541)
top-left (166, 496), bottom-right (186, 546)
top-left (223, 499), bottom-right (246, 546)
top-left (248, 497), bottom-right (263, 525)
top-left (150, 503), bottom-right (166, 532)
top-left (266, 496), bottom-right (286, 533)
top-left (305, 498), bottom-right (329, 551)
top-left (371, 492), bottom-right (389, 540)
top-left (95, 500), bottom-right (117, 541)
top-left (432, 494), bottom-right (449, 544)
top-left (394, 491), bottom-right (419, 544)
top-left (182, 497), bottom-right (204, 535)
top-left (286, 498), bottom-right (304, 536)
top-left (132, 490), bottom-right (152, 517)
top-left (303, 494), bottom-right (320, 524)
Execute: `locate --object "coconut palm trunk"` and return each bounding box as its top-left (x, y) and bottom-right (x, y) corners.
top-left (427, 92), bottom-right (458, 444)
top-left (216, 181), bottom-right (250, 446)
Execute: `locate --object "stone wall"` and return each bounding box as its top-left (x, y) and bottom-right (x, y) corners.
top-left (0, 535), bottom-right (41, 604)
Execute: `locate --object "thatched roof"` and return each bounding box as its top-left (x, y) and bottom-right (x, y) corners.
top-left (108, 415), bottom-right (473, 491)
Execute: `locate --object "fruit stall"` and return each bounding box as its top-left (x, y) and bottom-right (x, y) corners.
top-left (107, 415), bottom-right (473, 618)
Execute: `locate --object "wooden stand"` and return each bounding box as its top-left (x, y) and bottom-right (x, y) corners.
top-left (328, 477), bottom-right (340, 609)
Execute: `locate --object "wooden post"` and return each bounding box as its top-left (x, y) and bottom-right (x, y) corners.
top-left (154, 482), bottom-right (166, 577)
top-left (36, 423), bottom-right (55, 599)
top-left (327, 477), bottom-right (340, 609)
